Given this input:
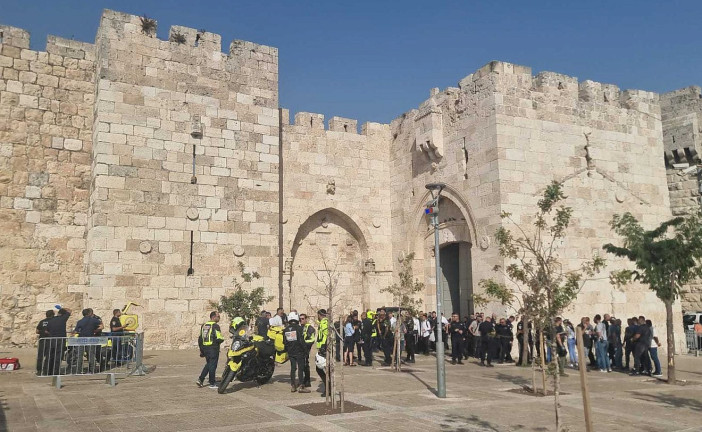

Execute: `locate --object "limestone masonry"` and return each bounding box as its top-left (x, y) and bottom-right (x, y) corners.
top-left (0, 10), bottom-right (696, 348)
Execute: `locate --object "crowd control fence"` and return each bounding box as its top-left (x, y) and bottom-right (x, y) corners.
top-left (685, 329), bottom-right (700, 356)
top-left (36, 332), bottom-right (146, 388)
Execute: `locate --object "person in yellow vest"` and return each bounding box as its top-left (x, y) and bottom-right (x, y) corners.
top-left (315, 309), bottom-right (329, 397)
top-left (197, 311), bottom-right (224, 389)
top-left (300, 313), bottom-right (316, 387)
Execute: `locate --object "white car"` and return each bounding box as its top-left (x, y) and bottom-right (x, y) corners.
top-left (683, 312), bottom-right (702, 331)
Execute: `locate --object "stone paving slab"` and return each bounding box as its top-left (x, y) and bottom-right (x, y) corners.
top-left (1, 348), bottom-right (701, 432)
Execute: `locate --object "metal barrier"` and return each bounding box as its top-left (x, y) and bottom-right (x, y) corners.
top-left (685, 329), bottom-right (700, 356)
top-left (36, 332), bottom-right (145, 388)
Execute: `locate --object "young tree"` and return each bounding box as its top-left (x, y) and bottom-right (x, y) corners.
top-left (210, 262), bottom-right (273, 325)
top-left (603, 212), bottom-right (702, 384)
top-left (381, 253), bottom-right (424, 371)
top-left (477, 181), bottom-right (604, 432)
top-left (306, 246), bottom-right (348, 409)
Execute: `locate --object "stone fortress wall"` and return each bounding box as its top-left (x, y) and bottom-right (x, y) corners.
top-left (0, 10), bottom-right (695, 348)
top-left (661, 86), bottom-right (702, 312)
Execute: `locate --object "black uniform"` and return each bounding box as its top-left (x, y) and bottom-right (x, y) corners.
top-left (478, 320), bottom-right (495, 366)
top-left (361, 316), bottom-right (374, 366)
top-left (378, 319), bottom-right (393, 365)
top-left (517, 320), bottom-right (533, 365)
top-left (283, 322), bottom-right (306, 387)
top-left (505, 321), bottom-right (514, 362)
top-left (449, 321), bottom-right (465, 363)
top-left (36, 317), bottom-right (51, 374)
top-left (45, 311), bottom-right (71, 375)
top-left (495, 323), bottom-right (512, 363)
top-left (405, 317), bottom-right (416, 363)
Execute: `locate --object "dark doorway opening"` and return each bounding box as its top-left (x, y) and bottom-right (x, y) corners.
top-left (439, 241), bottom-right (473, 318)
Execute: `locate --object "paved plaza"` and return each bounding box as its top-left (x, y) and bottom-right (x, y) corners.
top-left (1, 348), bottom-right (701, 432)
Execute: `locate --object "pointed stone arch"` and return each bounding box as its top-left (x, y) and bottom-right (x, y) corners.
top-left (286, 207), bottom-right (369, 314)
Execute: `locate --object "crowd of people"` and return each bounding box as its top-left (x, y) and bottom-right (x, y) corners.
top-left (195, 306), bottom-right (666, 396)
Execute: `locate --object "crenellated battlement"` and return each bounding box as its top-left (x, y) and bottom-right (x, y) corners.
top-left (96, 10), bottom-right (277, 67)
top-left (0, 24), bottom-right (95, 61)
top-left (288, 111), bottom-right (388, 136)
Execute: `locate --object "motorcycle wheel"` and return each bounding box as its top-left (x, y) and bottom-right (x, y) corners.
top-left (218, 367), bottom-right (235, 394)
top-left (255, 358), bottom-right (275, 385)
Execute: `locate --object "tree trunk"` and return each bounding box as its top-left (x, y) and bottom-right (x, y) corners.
top-left (539, 330), bottom-right (547, 396)
top-left (552, 338), bottom-right (562, 431)
top-left (664, 299), bottom-right (676, 384)
top-left (520, 315), bottom-right (529, 366)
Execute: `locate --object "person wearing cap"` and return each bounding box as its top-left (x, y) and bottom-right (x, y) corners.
top-left (300, 313), bottom-right (315, 387)
top-left (283, 312), bottom-right (310, 393)
top-left (376, 309), bottom-right (393, 366)
top-left (315, 309), bottom-right (329, 397)
top-left (361, 310), bottom-right (375, 366)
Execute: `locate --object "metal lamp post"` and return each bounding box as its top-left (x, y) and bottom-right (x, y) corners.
top-left (425, 182), bottom-right (446, 398)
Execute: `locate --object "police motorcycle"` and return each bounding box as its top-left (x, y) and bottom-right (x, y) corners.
top-left (218, 317), bottom-right (277, 394)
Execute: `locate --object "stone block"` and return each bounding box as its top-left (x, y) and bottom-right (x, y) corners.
top-left (64, 138), bottom-right (83, 151)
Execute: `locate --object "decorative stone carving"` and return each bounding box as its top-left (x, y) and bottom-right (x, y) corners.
top-left (326, 179), bottom-right (336, 195)
top-left (233, 245), bottom-right (245, 257)
top-left (372, 218), bottom-right (381, 228)
top-left (364, 259), bottom-right (376, 273)
top-left (615, 192), bottom-right (625, 203)
top-left (139, 241), bottom-right (152, 254)
top-left (479, 235), bottom-right (490, 251)
top-left (284, 257), bottom-right (292, 274)
top-left (397, 251), bottom-right (406, 262)
top-left (321, 217), bottom-right (329, 228)
top-left (186, 207), bottom-right (199, 220)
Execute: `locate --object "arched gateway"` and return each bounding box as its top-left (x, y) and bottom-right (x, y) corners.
top-left (287, 208), bottom-right (369, 314)
top-left (410, 186), bottom-right (477, 318)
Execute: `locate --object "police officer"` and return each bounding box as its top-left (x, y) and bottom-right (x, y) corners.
top-left (284, 312), bottom-right (310, 393)
top-left (478, 316), bottom-right (495, 367)
top-left (449, 313), bottom-right (465, 365)
top-left (300, 313), bottom-right (315, 387)
top-left (506, 316), bottom-right (515, 362)
top-left (35, 310), bottom-right (54, 374)
top-left (197, 311), bottom-right (224, 389)
top-left (495, 318), bottom-right (512, 364)
top-left (315, 309), bottom-right (329, 397)
top-left (376, 309), bottom-right (393, 366)
top-left (361, 310), bottom-right (374, 366)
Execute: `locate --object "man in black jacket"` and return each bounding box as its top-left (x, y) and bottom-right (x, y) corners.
top-left (361, 310), bottom-right (374, 366)
top-left (284, 312), bottom-right (310, 393)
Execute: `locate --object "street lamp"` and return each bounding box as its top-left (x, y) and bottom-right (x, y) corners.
top-left (425, 182), bottom-right (446, 398)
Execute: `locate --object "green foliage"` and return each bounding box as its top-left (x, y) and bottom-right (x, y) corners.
top-left (170, 31), bottom-right (186, 44)
top-left (603, 212), bottom-right (702, 302)
top-left (381, 252), bottom-right (424, 315)
top-left (210, 262), bottom-right (272, 323)
top-left (139, 15), bottom-right (156, 35)
top-left (476, 181), bottom-right (605, 329)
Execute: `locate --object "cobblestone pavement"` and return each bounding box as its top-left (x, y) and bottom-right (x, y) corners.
top-left (1, 348), bottom-right (701, 431)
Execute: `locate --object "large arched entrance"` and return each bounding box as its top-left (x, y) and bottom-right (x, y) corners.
top-left (288, 208), bottom-right (368, 316)
top-left (411, 189), bottom-right (476, 318)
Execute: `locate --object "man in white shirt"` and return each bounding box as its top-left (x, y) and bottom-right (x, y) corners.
top-left (420, 313), bottom-right (432, 355)
top-left (594, 314), bottom-right (611, 372)
top-left (469, 315), bottom-right (482, 359)
top-left (647, 320), bottom-right (662, 377)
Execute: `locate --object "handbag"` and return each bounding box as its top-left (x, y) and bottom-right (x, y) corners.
top-left (429, 332), bottom-right (436, 342)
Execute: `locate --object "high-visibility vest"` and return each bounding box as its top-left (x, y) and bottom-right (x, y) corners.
top-left (200, 321), bottom-right (223, 346)
top-left (371, 319), bottom-right (377, 337)
top-left (316, 318), bottom-right (328, 349)
top-left (303, 323), bottom-right (316, 344)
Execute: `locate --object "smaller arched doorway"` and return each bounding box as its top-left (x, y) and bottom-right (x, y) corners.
top-left (420, 196), bottom-right (475, 318)
top-left (288, 208), bottom-right (368, 315)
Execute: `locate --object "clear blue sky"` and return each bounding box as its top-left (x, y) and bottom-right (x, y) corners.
top-left (1, 1), bottom-right (700, 125)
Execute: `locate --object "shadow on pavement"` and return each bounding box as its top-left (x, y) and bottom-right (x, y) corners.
top-left (407, 371), bottom-right (437, 396)
top-left (631, 391), bottom-right (702, 411)
top-left (494, 371), bottom-right (531, 387)
top-left (439, 413), bottom-right (549, 432)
